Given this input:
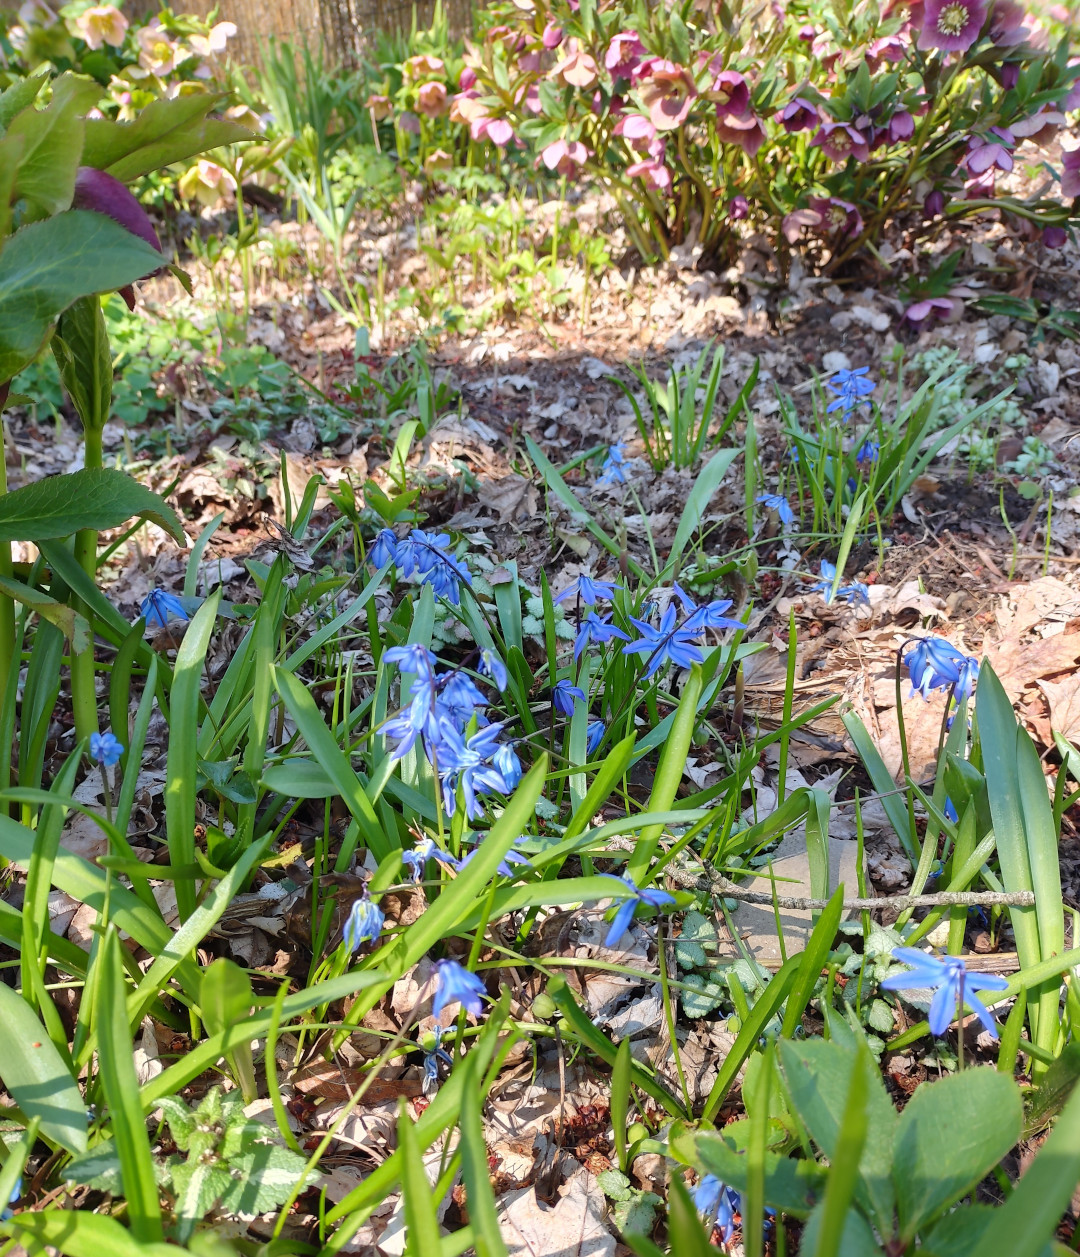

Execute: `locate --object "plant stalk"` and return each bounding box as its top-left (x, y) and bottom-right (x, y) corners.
top-left (71, 423), bottom-right (103, 744)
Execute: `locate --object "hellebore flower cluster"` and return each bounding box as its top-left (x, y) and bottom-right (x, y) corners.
top-left (371, 528), bottom-right (473, 605)
top-left (825, 367), bottom-right (876, 417)
top-left (881, 947), bottom-right (1009, 1037)
top-left (904, 636), bottom-right (980, 703)
top-left (603, 872), bottom-right (676, 946)
top-left (433, 958), bottom-right (487, 1017)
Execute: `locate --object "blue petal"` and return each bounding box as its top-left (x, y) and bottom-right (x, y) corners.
top-left (962, 987), bottom-right (1000, 1038)
top-left (928, 980), bottom-right (959, 1036)
top-left (605, 897), bottom-right (638, 947)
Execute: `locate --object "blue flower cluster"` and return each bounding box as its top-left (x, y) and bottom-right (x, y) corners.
top-left (597, 442), bottom-right (628, 487)
top-left (805, 560), bottom-right (870, 606)
top-left (400, 833), bottom-right (531, 882)
top-left (826, 366), bottom-right (876, 418)
top-left (623, 585), bottom-right (744, 679)
top-left (904, 636), bottom-right (980, 704)
top-left (380, 645), bottom-right (522, 819)
top-left (141, 589), bottom-right (189, 628)
top-left (371, 528), bottom-right (473, 605)
top-left (342, 896), bottom-right (384, 952)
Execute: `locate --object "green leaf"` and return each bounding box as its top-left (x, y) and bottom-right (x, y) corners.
top-left (0, 574), bottom-right (89, 650)
top-left (923, 1205), bottom-right (1059, 1257)
top-left (678, 1130), bottom-right (825, 1216)
top-left (811, 1044), bottom-right (870, 1257)
top-left (664, 447), bottom-right (741, 575)
top-left (2, 1209), bottom-right (177, 1257)
top-left (458, 1052), bottom-right (508, 1257)
top-left (0, 210), bottom-right (163, 382)
top-left (0, 76), bottom-right (46, 134)
top-left (81, 94), bottom-right (254, 183)
top-left (216, 1143), bottom-right (312, 1215)
top-left (399, 1102), bottom-right (441, 1254)
top-left (6, 73), bottom-right (99, 219)
top-left (0, 982), bottom-right (87, 1154)
top-left (0, 468), bottom-right (183, 543)
top-left (893, 1068), bottom-right (1021, 1240)
top-left (778, 1038), bottom-right (896, 1234)
top-left (799, 1203), bottom-right (885, 1257)
top-left (64, 1145), bottom-right (125, 1193)
top-left (52, 295), bottom-right (111, 431)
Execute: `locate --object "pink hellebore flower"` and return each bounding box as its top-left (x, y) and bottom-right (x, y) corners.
top-left (965, 168), bottom-right (998, 197)
top-left (416, 81), bottom-right (448, 117)
top-left (479, 117), bottom-right (515, 147)
top-left (729, 194), bottom-right (750, 220)
top-left (809, 196), bottom-right (864, 235)
top-left (638, 60), bottom-right (696, 131)
top-left (605, 30), bottom-right (646, 77)
top-left (1011, 106), bottom-right (1065, 144)
top-left (524, 84), bottom-right (542, 114)
top-left (1062, 144), bottom-right (1080, 198)
top-left (541, 139), bottom-right (590, 175)
top-left (398, 111), bottom-right (421, 135)
top-left (811, 121), bottom-right (870, 162)
top-left (543, 22), bottom-right (564, 49)
top-left (74, 5), bottom-right (128, 49)
top-left (550, 39), bottom-right (599, 88)
top-left (366, 94), bottom-right (393, 120)
top-left (405, 53), bottom-right (446, 78)
top-left (614, 113), bottom-right (657, 150)
top-left (188, 20), bottom-right (235, 57)
top-left (704, 66), bottom-right (750, 115)
top-left (866, 34), bottom-right (907, 69)
top-left (989, 0), bottom-right (1028, 44)
top-left (905, 296), bottom-right (956, 323)
top-left (779, 96), bottom-right (818, 132)
top-left (1042, 226), bottom-right (1068, 247)
top-left (924, 188), bottom-right (946, 216)
top-left (519, 51), bottom-right (541, 74)
top-left (918, 0), bottom-right (988, 53)
top-left (425, 149), bottom-right (454, 172)
top-left (450, 91), bottom-right (486, 126)
top-left (888, 110), bottom-right (916, 141)
top-left (1062, 64), bottom-right (1080, 112)
top-left (782, 208), bottom-right (823, 242)
top-left (715, 109), bottom-right (767, 155)
top-left (965, 127), bottom-right (1013, 173)
top-left (459, 66), bottom-right (477, 91)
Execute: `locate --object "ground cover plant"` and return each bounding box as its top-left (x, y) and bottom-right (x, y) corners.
top-left (2, 0), bottom-right (1080, 1254)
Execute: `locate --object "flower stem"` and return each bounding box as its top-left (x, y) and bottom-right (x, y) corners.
top-left (0, 383), bottom-right (14, 726)
top-left (71, 423), bottom-right (103, 745)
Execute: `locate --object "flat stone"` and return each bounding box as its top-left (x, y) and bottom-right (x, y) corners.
top-left (726, 832), bottom-right (864, 965)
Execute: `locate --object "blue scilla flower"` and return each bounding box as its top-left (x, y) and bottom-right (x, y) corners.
top-left (396, 529), bottom-right (472, 605)
top-left (553, 574), bottom-right (619, 606)
top-left (457, 835), bottom-right (532, 878)
top-left (438, 672), bottom-right (489, 727)
top-left (903, 637), bottom-right (975, 702)
top-left (370, 528), bottom-right (399, 569)
top-left (954, 654), bottom-right (980, 705)
top-left (944, 797), bottom-right (959, 824)
top-left (673, 585), bottom-right (746, 635)
top-left (432, 958), bottom-right (486, 1018)
top-left (140, 589), bottom-right (189, 629)
top-left (622, 604), bottom-right (704, 678)
top-left (856, 439), bottom-right (880, 466)
top-left (694, 1175), bottom-right (739, 1244)
top-left (1, 1178), bottom-right (20, 1222)
top-left (422, 1026), bottom-right (454, 1093)
top-left (553, 678), bottom-right (587, 716)
top-left (755, 493), bottom-right (795, 527)
top-left (479, 648), bottom-right (508, 692)
top-left (435, 721), bottom-right (522, 819)
top-left (89, 731), bottom-right (124, 767)
top-left (836, 579), bottom-right (870, 606)
top-left (880, 947), bottom-right (1009, 1038)
top-left (826, 366), bottom-right (876, 417)
top-left (586, 719), bottom-right (606, 756)
top-left (603, 872), bottom-right (677, 947)
top-left (401, 836), bottom-right (458, 881)
top-left (574, 610), bottom-right (631, 660)
top-left (805, 560), bottom-right (868, 607)
top-left (597, 442), bottom-right (628, 487)
top-left (342, 897), bottom-right (384, 952)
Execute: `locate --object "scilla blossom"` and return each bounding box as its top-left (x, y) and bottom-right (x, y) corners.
top-left (74, 5), bottom-right (128, 49)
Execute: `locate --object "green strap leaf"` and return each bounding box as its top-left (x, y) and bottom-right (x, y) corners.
top-left (0, 468), bottom-right (183, 544)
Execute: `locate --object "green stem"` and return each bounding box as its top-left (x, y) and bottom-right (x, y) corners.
top-left (71, 424), bottom-right (103, 745)
top-left (0, 383), bottom-right (13, 723)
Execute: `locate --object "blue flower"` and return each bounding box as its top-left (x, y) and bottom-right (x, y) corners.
top-left (434, 721), bottom-right (522, 819)
top-left (881, 947), bottom-right (1009, 1037)
top-left (597, 443), bottom-right (628, 486)
top-left (553, 678), bottom-right (587, 716)
top-left (826, 366), bottom-right (876, 417)
top-left (140, 589), bottom-right (189, 628)
top-left (944, 797), bottom-right (959, 824)
top-left (1, 1178), bottom-right (20, 1222)
top-left (855, 439), bottom-right (880, 466)
top-left (836, 579), bottom-right (870, 606)
top-left (401, 836), bottom-right (458, 881)
top-left (574, 611), bottom-right (631, 660)
top-left (805, 560), bottom-right (868, 606)
top-left (553, 575), bottom-right (619, 606)
top-left (422, 1026), bottom-right (454, 1093)
top-left (396, 529), bottom-right (472, 605)
top-left (603, 872), bottom-right (676, 947)
top-left (622, 604), bottom-right (704, 678)
top-left (586, 719), bottom-right (606, 756)
top-left (370, 528), bottom-right (399, 569)
top-left (383, 644), bottom-right (439, 676)
top-left (479, 649), bottom-right (508, 692)
top-left (694, 1175), bottom-right (739, 1244)
top-left (439, 672), bottom-right (489, 727)
top-left (342, 897), bottom-right (384, 952)
top-left (432, 958), bottom-right (486, 1018)
top-left (674, 585), bottom-right (746, 635)
top-left (89, 731), bottom-right (124, 767)
top-left (755, 493), bottom-right (795, 527)
top-left (457, 835), bottom-right (532, 878)
top-left (903, 637), bottom-right (975, 702)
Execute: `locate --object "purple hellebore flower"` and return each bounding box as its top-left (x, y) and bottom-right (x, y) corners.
top-left (715, 108), bottom-right (766, 156)
top-left (811, 121), bottom-right (870, 163)
top-left (808, 196), bottom-right (863, 236)
top-left (905, 296), bottom-right (956, 323)
top-left (605, 29), bottom-right (646, 76)
top-left (542, 21), bottom-right (563, 49)
top-left (432, 958), bottom-right (487, 1018)
top-left (729, 194), bottom-right (750, 220)
top-left (924, 188), bottom-right (947, 218)
top-left (966, 128), bottom-right (1014, 174)
top-left (1060, 145), bottom-right (1080, 199)
top-left (881, 947), bottom-right (1009, 1037)
top-left (888, 110), bottom-right (916, 141)
top-left (918, 0), bottom-right (989, 53)
top-left (778, 96), bottom-right (819, 132)
top-left (705, 68), bottom-right (750, 115)
top-left (73, 167), bottom-right (164, 309)
top-left (602, 872), bottom-right (676, 946)
top-left (1043, 226), bottom-right (1068, 248)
